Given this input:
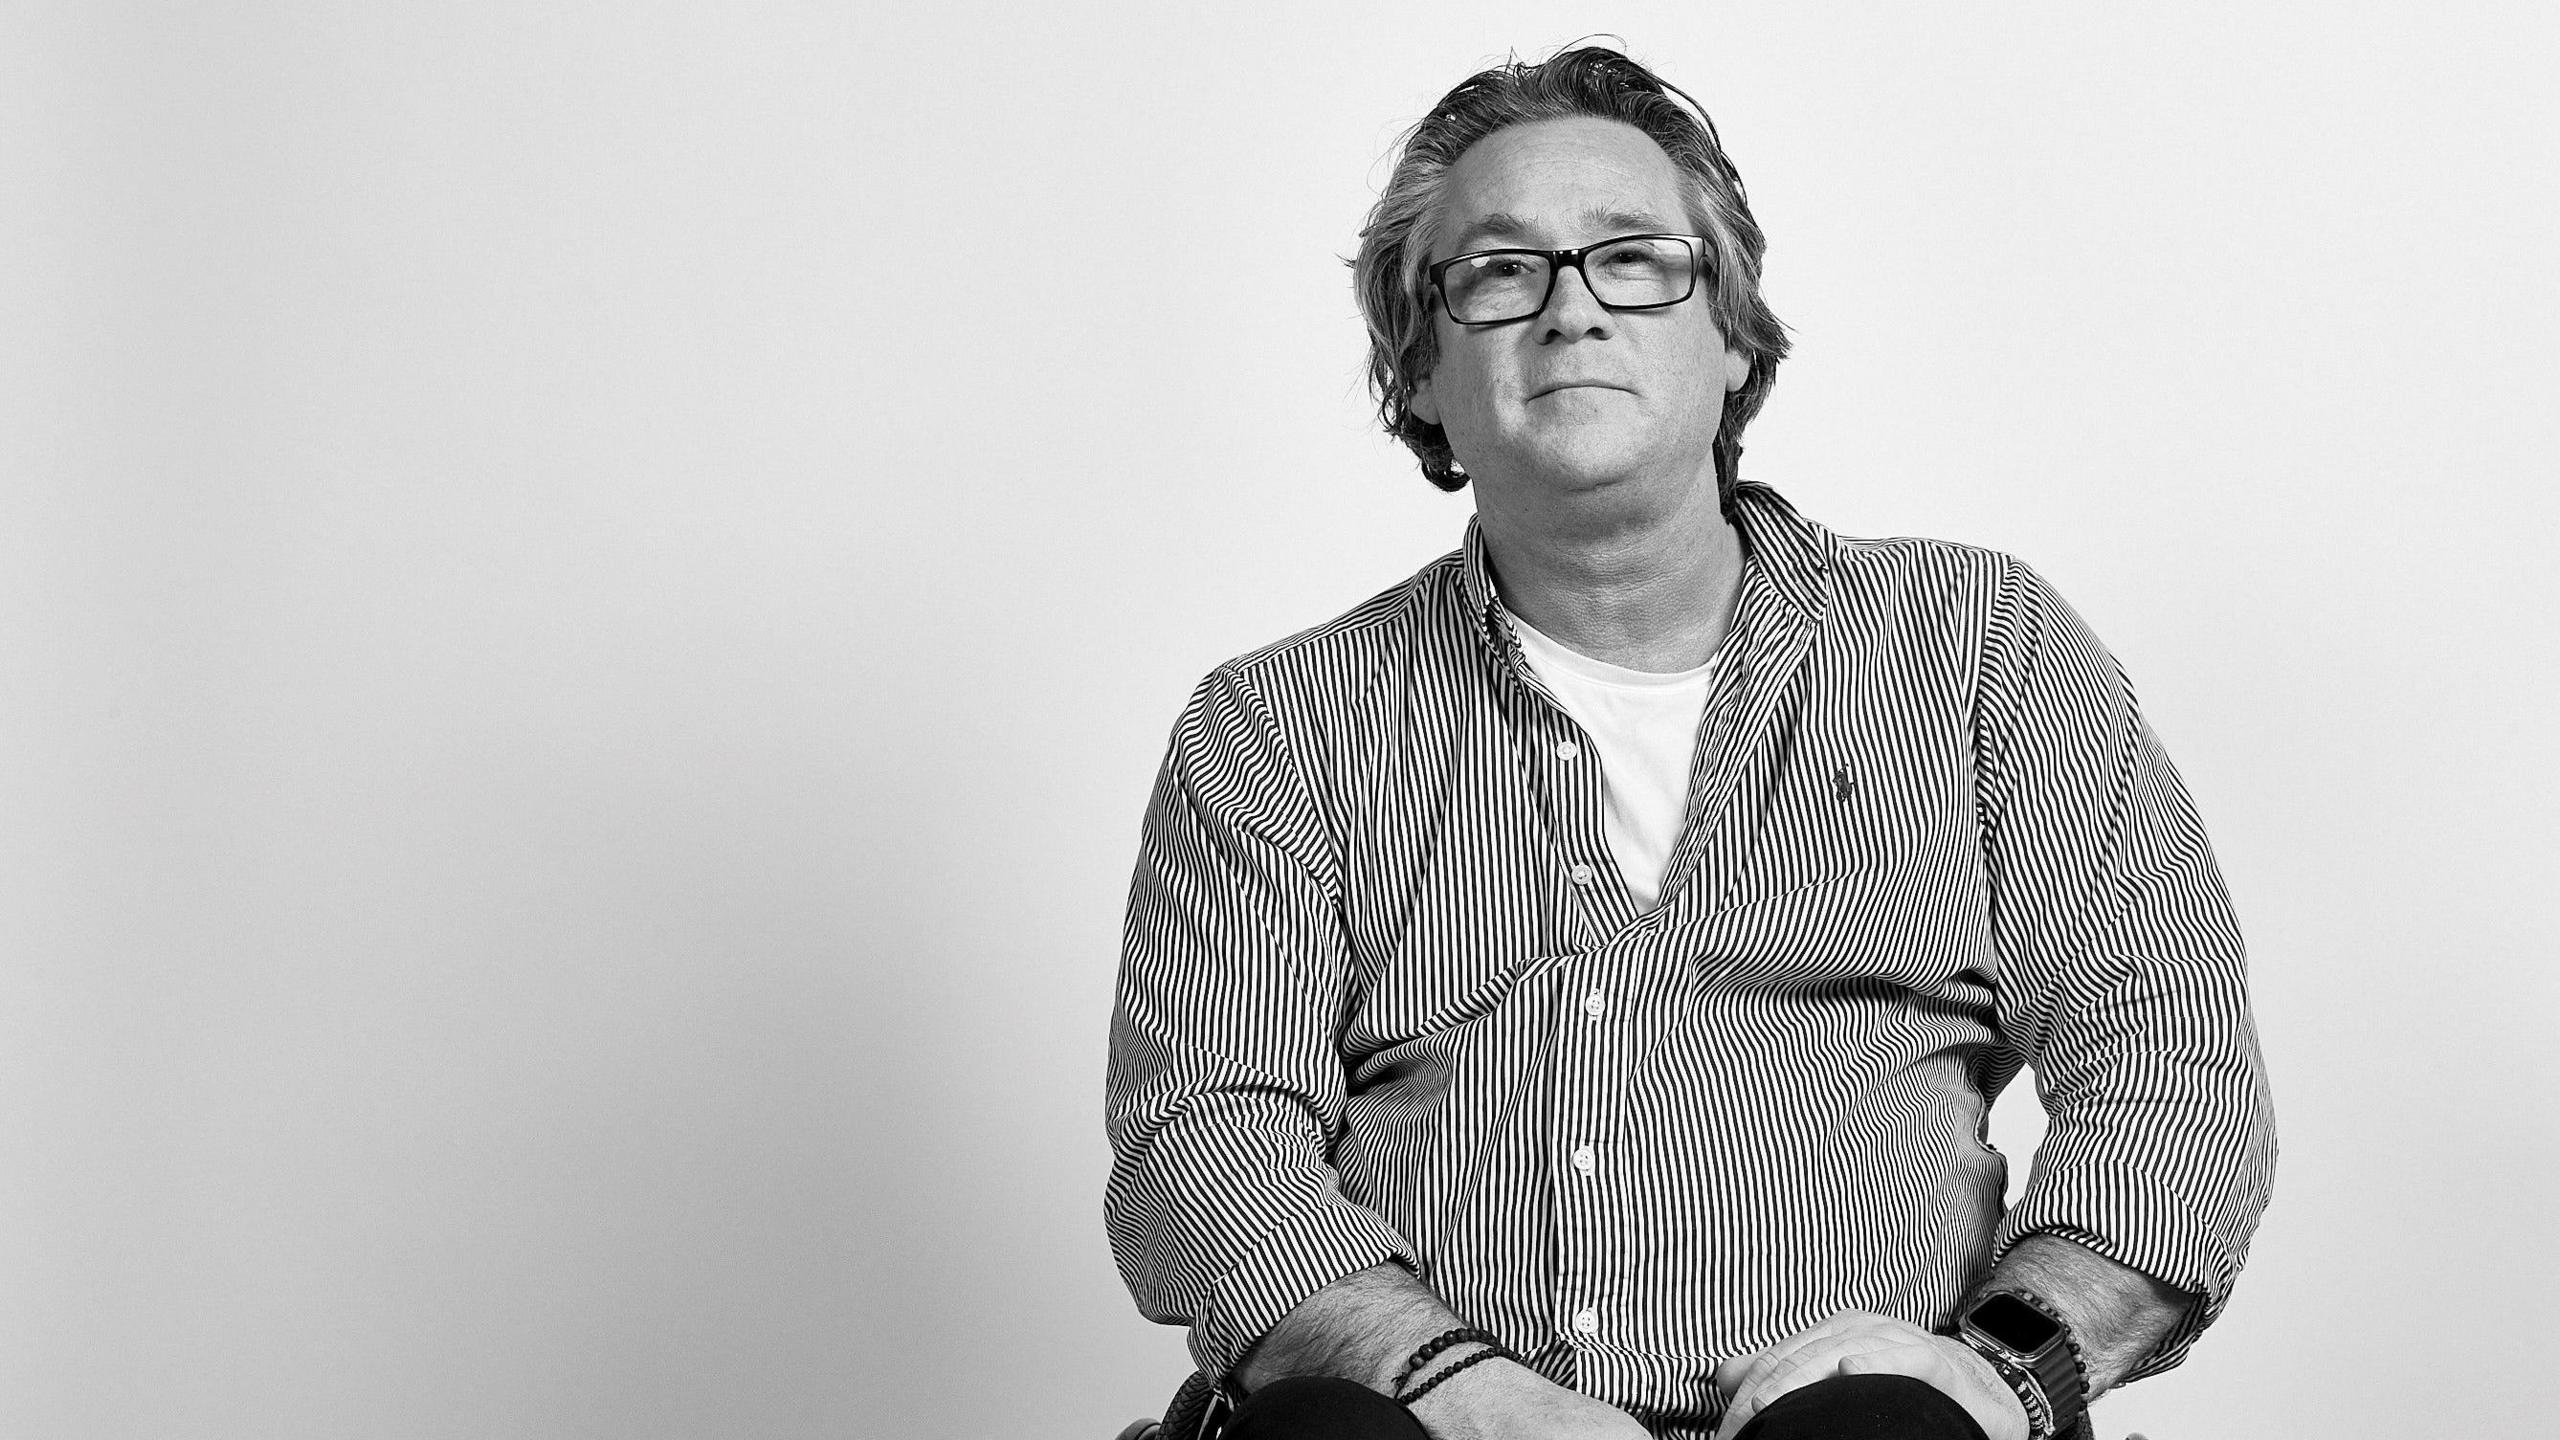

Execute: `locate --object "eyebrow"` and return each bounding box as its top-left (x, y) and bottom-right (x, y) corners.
top-left (1446, 207), bottom-right (1674, 252)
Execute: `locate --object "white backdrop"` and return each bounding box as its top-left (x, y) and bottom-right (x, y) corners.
top-left (6, 4), bottom-right (2555, 1437)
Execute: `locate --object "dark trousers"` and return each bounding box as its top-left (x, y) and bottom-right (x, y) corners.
top-left (1224, 1372), bottom-right (1990, 1440)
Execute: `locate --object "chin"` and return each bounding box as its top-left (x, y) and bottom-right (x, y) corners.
top-left (1453, 424), bottom-right (1686, 504)
top-left (1522, 441), bottom-right (1659, 494)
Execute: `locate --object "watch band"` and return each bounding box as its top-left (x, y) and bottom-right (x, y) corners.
top-left (1966, 1343), bottom-right (2055, 1437)
top-left (1952, 1288), bottom-right (2089, 1440)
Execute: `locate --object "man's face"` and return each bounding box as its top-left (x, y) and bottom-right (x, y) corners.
top-left (1410, 117), bottom-right (1750, 507)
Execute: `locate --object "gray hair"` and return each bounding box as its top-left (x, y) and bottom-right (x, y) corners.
top-left (1352, 45), bottom-right (1790, 494)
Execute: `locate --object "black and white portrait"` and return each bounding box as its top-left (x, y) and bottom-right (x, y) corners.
top-left (7, 7), bottom-right (2553, 1438)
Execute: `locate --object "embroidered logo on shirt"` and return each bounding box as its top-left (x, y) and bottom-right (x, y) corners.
top-left (1834, 764), bottom-right (1857, 802)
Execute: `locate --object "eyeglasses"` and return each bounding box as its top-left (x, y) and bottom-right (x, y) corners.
top-left (1426, 233), bottom-right (1711, 326)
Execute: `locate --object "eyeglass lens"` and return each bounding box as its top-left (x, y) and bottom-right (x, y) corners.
top-left (1439, 236), bottom-right (1697, 324)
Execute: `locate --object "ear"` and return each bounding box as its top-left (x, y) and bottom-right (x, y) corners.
top-left (1723, 346), bottom-right (1752, 394)
top-left (1409, 372), bottom-right (1442, 427)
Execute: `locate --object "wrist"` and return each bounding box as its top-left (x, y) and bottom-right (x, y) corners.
top-left (1990, 1233), bottom-right (2194, 1396)
top-left (1400, 1350), bottom-right (1529, 1420)
top-left (1392, 1329), bottom-right (1506, 1396)
top-left (1955, 1338), bottom-right (2051, 1438)
top-left (1234, 1263), bottom-right (1461, 1395)
top-left (1948, 1288), bottom-right (2090, 1440)
top-left (1396, 1333), bottom-right (1523, 1409)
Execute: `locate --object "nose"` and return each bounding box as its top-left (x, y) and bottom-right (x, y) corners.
top-left (1537, 259), bottom-right (1613, 342)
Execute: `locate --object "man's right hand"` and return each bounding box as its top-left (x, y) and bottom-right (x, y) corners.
top-left (1403, 1355), bottom-right (1653, 1440)
top-left (1235, 1265), bottom-right (1649, 1438)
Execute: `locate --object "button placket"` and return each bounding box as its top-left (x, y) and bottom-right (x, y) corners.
top-left (1554, 949), bottom-right (1630, 1363)
top-left (1552, 959), bottom-right (1600, 1355)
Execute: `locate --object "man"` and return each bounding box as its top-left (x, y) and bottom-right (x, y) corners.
top-left (1108, 45), bottom-right (2274, 1440)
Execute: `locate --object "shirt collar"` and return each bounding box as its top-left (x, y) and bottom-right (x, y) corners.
top-left (1458, 481), bottom-right (1836, 657)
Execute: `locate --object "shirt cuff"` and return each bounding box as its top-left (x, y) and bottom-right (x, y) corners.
top-left (1994, 1162), bottom-right (2264, 1380)
top-left (1188, 1198), bottom-right (1421, 1384)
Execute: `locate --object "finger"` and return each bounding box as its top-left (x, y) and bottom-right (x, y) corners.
top-left (1834, 1341), bottom-right (1963, 1383)
top-left (1713, 1341), bottom-right (1844, 1440)
top-left (1726, 1335), bottom-right (1950, 1430)
top-left (1719, 1344), bottom-right (1858, 1434)
top-left (1711, 1350), bottom-right (1801, 1440)
top-left (1710, 1351), bottom-right (1752, 1395)
top-left (1714, 1349), bottom-right (1783, 1405)
top-left (1714, 1311), bottom-right (1900, 1396)
top-left (1714, 1314), bottom-right (1944, 1438)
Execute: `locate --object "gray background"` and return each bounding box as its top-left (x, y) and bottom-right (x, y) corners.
top-left (6, 3), bottom-right (2554, 1437)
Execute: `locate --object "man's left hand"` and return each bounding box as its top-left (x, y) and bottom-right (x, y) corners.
top-left (1709, 1311), bottom-right (2027, 1440)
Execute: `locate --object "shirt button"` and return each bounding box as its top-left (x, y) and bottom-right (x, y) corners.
top-left (1569, 863), bottom-right (1597, 886)
top-left (1573, 1308), bottom-right (1599, 1335)
top-left (1572, 1144), bottom-right (1596, 1176)
top-left (1582, 989), bottom-right (1607, 1019)
top-left (1555, 739), bottom-right (1581, 761)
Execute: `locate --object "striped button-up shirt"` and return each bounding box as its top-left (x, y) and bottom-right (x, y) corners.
top-left (1106, 484), bottom-right (2276, 1435)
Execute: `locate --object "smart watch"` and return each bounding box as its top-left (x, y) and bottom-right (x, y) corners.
top-left (1952, 1290), bottom-right (2089, 1440)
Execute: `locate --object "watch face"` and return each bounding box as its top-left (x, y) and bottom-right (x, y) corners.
top-left (1971, 1293), bottom-right (2063, 1355)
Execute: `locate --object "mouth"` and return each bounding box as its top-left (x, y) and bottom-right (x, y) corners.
top-left (1529, 381), bottom-right (1628, 400)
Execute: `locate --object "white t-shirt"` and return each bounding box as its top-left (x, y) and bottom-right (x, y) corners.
top-left (1506, 610), bottom-right (1720, 910)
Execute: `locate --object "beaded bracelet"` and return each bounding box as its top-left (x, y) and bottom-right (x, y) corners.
top-left (1390, 1327), bottom-right (1503, 1395)
top-left (1397, 1343), bottom-right (1512, 1409)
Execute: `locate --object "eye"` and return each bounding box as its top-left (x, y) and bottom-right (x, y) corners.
top-left (1597, 242), bottom-right (1670, 274)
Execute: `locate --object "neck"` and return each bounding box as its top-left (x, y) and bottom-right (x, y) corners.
top-left (1478, 468), bottom-right (1745, 673)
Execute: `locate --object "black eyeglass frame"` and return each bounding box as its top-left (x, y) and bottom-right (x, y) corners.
top-left (1425, 233), bottom-right (1715, 327)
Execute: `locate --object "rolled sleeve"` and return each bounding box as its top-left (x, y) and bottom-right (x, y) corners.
top-left (1972, 561), bottom-right (2278, 1379)
top-left (1104, 667), bottom-right (1417, 1381)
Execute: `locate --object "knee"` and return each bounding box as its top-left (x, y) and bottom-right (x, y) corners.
top-left (1733, 1373), bottom-right (1988, 1440)
top-left (1224, 1376), bottom-right (1427, 1440)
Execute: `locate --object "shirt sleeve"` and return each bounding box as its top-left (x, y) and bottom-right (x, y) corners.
top-left (1972, 559), bottom-right (2278, 1381)
top-left (1105, 664), bottom-right (1419, 1382)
